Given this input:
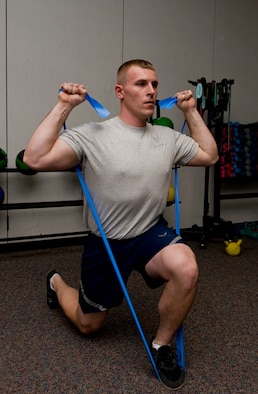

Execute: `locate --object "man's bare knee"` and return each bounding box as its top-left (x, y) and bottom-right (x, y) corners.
top-left (171, 246), bottom-right (199, 290)
top-left (183, 256), bottom-right (199, 291)
top-left (147, 243), bottom-right (199, 295)
top-left (77, 308), bottom-right (108, 334)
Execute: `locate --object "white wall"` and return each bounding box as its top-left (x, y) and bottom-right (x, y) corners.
top-left (0, 0), bottom-right (257, 243)
top-left (0, 0), bottom-right (7, 240)
top-left (3, 0), bottom-right (123, 242)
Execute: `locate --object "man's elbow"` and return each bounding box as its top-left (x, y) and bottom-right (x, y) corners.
top-left (23, 151), bottom-right (40, 170)
top-left (209, 153), bottom-right (219, 166)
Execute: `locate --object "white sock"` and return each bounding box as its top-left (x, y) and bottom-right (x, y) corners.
top-left (152, 340), bottom-right (171, 350)
top-left (50, 273), bottom-right (60, 291)
top-left (152, 340), bottom-right (162, 350)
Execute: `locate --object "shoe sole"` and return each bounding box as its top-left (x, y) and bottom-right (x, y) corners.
top-left (159, 371), bottom-right (185, 391)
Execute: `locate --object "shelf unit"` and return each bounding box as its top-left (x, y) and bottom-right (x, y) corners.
top-left (187, 78), bottom-right (258, 246)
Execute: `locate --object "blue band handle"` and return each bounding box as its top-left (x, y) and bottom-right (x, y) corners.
top-left (58, 88), bottom-right (110, 118)
top-left (85, 93), bottom-right (110, 118)
top-left (158, 96), bottom-right (177, 109)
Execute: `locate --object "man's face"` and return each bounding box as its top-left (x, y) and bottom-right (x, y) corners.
top-left (117, 65), bottom-right (159, 121)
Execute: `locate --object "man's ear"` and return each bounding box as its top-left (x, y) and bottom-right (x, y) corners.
top-left (115, 84), bottom-right (124, 99)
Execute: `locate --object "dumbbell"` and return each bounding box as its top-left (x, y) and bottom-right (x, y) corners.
top-left (16, 149), bottom-right (37, 175)
top-left (0, 148), bottom-right (7, 170)
top-left (152, 117), bottom-right (174, 129)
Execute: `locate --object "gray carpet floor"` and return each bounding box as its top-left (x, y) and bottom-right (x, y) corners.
top-left (1, 237), bottom-right (257, 393)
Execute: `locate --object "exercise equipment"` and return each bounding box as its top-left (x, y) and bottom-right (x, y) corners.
top-left (167, 185), bottom-right (175, 205)
top-left (74, 166), bottom-right (160, 380)
top-left (0, 186), bottom-right (4, 204)
top-left (151, 99), bottom-right (186, 370)
top-left (0, 148), bottom-right (7, 170)
top-left (221, 122), bottom-right (258, 179)
top-left (152, 117), bottom-right (174, 129)
top-left (158, 96), bottom-right (178, 109)
top-left (152, 118), bottom-right (175, 207)
top-left (66, 146), bottom-right (160, 380)
top-left (240, 222), bottom-right (258, 240)
top-left (185, 78), bottom-right (236, 246)
top-left (16, 150), bottom-right (37, 175)
top-left (62, 95), bottom-right (160, 379)
top-left (58, 89), bottom-right (110, 118)
top-left (151, 97), bottom-right (186, 370)
top-left (62, 91), bottom-right (187, 378)
top-left (224, 239), bottom-right (242, 256)
top-left (174, 119), bottom-right (187, 369)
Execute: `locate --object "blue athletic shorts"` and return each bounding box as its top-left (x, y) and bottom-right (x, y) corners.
top-left (79, 216), bottom-right (184, 313)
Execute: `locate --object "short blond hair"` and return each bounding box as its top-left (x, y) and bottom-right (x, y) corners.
top-left (117, 59), bottom-right (155, 84)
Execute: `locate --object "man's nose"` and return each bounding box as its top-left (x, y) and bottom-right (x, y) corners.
top-left (147, 83), bottom-right (155, 95)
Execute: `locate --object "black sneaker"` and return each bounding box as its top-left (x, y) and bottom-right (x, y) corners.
top-left (47, 270), bottom-right (60, 309)
top-left (150, 341), bottom-right (185, 390)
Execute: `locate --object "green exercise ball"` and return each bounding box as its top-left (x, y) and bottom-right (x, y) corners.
top-left (0, 148), bottom-right (7, 170)
top-left (152, 117), bottom-right (174, 129)
top-left (16, 149), bottom-right (37, 175)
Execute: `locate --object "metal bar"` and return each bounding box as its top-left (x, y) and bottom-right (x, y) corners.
top-left (0, 200), bottom-right (83, 210)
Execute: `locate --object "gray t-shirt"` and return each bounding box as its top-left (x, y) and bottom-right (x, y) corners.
top-left (59, 116), bottom-right (198, 239)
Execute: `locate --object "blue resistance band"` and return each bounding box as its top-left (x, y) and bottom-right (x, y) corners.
top-left (74, 166), bottom-right (160, 379)
top-left (85, 93), bottom-right (110, 118)
top-left (64, 91), bottom-right (186, 374)
top-left (158, 96), bottom-right (178, 109)
top-left (175, 119), bottom-right (187, 234)
top-left (58, 89), bottom-right (110, 118)
top-left (62, 93), bottom-right (160, 380)
top-left (174, 119), bottom-right (187, 371)
top-left (159, 94), bottom-right (186, 370)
